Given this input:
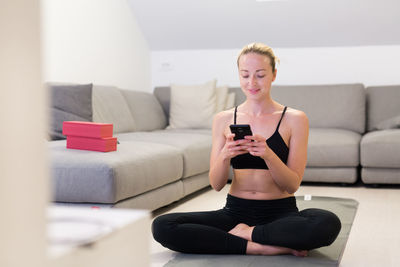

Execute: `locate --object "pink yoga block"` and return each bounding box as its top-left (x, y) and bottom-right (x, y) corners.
top-left (62, 121), bottom-right (113, 138)
top-left (66, 136), bottom-right (117, 152)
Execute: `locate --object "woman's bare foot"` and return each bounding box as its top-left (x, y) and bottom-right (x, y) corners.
top-left (228, 223), bottom-right (254, 241)
top-left (229, 223), bottom-right (308, 257)
top-left (247, 241), bottom-right (308, 257)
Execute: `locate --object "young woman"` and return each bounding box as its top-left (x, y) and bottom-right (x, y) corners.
top-left (152, 43), bottom-right (341, 257)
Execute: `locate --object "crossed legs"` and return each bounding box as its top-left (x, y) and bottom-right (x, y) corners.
top-left (152, 205), bottom-right (341, 256)
top-left (228, 223), bottom-right (308, 256)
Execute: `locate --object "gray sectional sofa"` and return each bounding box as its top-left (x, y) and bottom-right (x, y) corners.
top-left (50, 84), bottom-right (212, 211)
top-left (361, 85), bottom-right (400, 184)
top-left (49, 83), bottom-right (400, 211)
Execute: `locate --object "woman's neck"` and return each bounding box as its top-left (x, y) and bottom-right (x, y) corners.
top-left (242, 98), bottom-right (278, 116)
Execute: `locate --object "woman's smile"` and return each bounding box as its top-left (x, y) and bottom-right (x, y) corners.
top-left (248, 88), bottom-right (261, 94)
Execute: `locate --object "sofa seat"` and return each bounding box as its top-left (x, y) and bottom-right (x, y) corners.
top-left (307, 128), bottom-right (362, 167)
top-left (157, 128), bottom-right (212, 135)
top-left (360, 129), bottom-right (400, 184)
top-left (116, 131), bottom-right (212, 178)
top-left (360, 129), bottom-right (400, 168)
top-left (50, 140), bottom-right (183, 204)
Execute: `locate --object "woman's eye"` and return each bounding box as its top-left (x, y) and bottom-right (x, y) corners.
top-left (257, 75), bottom-right (265, 78)
top-left (242, 76), bottom-right (249, 79)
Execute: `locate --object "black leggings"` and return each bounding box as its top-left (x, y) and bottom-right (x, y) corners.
top-left (152, 194), bottom-right (341, 254)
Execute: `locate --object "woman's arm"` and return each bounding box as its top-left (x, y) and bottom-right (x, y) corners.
top-left (209, 111), bottom-right (250, 191)
top-left (246, 110), bottom-right (309, 194)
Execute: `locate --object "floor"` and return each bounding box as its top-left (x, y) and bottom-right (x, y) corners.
top-left (150, 182), bottom-right (400, 267)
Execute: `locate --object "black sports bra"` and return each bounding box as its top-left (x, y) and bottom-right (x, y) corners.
top-left (230, 106), bottom-right (289, 170)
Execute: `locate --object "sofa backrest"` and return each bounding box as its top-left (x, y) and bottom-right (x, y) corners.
top-left (155, 84), bottom-right (366, 133)
top-left (273, 84), bottom-right (366, 133)
top-left (228, 84), bottom-right (367, 134)
top-left (93, 85), bottom-right (168, 133)
top-left (120, 89), bottom-right (167, 131)
top-left (154, 86), bottom-right (172, 120)
top-left (154, 86), bottom-right (244, 122)
top-left (366, 85), bottom-right (400, 131)
top-left (92, 85), bottom-right (136, 133)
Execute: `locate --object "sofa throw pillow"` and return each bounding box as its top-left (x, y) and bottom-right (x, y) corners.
top-left (48, 83), bottom-right (93, 140)
top-left (215, 86), bottom-right (229, 113)
top-left (374, 115), bottom-right (400, 130)
top-left (225, 92), bottom-right (236, 110)
top-left (121, 89), bottom-right (167, 131)
top-left (92, 85), bottom-right (136, 134)
top-left (169, 80), bottom-right (217, 129)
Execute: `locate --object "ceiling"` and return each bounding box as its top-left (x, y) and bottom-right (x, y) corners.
top-left (128, 0), bottom-right (400, 50)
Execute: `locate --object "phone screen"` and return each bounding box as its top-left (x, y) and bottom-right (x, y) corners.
top-left (230, 124), bottom-right (253, 140)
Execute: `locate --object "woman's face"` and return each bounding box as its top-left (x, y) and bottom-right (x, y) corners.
top-left (238, 53), bottom-right (277, 99)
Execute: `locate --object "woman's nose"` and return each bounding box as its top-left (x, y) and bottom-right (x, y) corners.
top-left (249, 76), bottom-right (257, 85)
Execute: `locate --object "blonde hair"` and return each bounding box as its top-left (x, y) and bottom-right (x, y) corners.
top-left (237, 43), bottom-right (279, 72)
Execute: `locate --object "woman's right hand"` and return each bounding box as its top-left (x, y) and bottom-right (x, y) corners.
top-left (220, 133), bottom-right (251, 160)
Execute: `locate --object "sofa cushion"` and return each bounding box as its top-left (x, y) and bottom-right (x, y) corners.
top-left (169, 80), bottom-right (217, 129)
top-left (154, 86), bottom-right (235, 122)
top-left (48, 83), bottom-right (93, 140)
top-left (271, 84), bottom-right (366, 133)
top-left (373, 115), bottom-right (400, 130)
top-left (216, 85), bottom-right (228, 112)
top-left (116, 131), bottom-right (212, 178)
top-left (307, 128), bottom-right (361, 167)
top-left (362, 168), bottom-right (400, 184)
top-left (303, 167), bottom-right (358, 183)
top-left (360, 129), bottom-right (400, 168)
top-left (120, 89), bottom-right (167, 131)
top-left (226, 92), bottom-right (236, 110)
top-left (50, 140), bottom-right (183, 204)
top-left (92, 85), bottom-right (136, 133)
top-left (366, 85), bottom-right (400, 131)
top-left (159, 128), bottom-right (212, 135)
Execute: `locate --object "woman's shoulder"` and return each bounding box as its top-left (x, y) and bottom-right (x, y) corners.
top-left (213, 108), bottom-right (235, 123)
top-left (212, 108), bottom-right (235, 134)
top-left (284, 106), bottom-right (309, 127)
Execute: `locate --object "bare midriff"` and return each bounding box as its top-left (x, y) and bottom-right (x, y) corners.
top-left (229, 169), bottom-right (293, 200)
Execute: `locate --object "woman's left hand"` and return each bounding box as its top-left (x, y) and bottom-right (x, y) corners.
top-left (244, 135), bottom-right (273, 160)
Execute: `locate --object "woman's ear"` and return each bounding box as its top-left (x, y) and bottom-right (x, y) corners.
top-left (272, 69), bottom-right (277, 82)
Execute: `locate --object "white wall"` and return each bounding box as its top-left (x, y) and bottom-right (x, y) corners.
top-left (42, 0), bottom-right (151, 91)
top-left (151, 45), bottom-right (400, 88)
top-left (0, 1), bottom-right (48, 266)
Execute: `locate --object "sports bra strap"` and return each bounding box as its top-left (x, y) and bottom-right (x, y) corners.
top-left (276, 106), bottom-right (288, 131)
top-left (234, 106), bottom-right (238, 124)
top-left (233, 105), bottom-right (287, 130)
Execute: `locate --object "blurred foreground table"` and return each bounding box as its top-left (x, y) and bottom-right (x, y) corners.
top-left (47, 206), bottom-right (149, 267)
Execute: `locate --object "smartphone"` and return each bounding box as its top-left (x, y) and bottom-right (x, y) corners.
top-left (230, 124), bottom-right (253, 141)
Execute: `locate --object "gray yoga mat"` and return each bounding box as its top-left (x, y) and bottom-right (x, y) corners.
top-left (164, 196), bottom-right (358, 267)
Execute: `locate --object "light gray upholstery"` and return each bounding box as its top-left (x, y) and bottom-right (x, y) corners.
top-left (307, 128), bottom-right (361, 167)
top-left (361, 169), bottom-right (400, 184)
top-left (271, 84), bottom-right (366, 133)
top-left (92, 85), bottom-right (136, 133)
top-left (303, 168), bottom-right (358, 183)
top-left (114, 180), bottom-right (184, 210)
top-left (116, 131), bottom-right (212, 178)
top-left (154, 86), bottom-right (172, 120)
top-left (50, 140), bottom-right (183, 204)
top-left (366, 85), bottom-right (400, 131)
top-left (225, 84), bottom-right (366, 133)
top-left (361, 130), bottom-right (400, 168)
top-left (361, 85), bottom-right (400, 184)
top-left (121, 89), bottom-right (167, 131)
top-left (182, 172), bottom-right (210, 196)
top-left (158, 128), bottom-right (212, 135)
top-left (48, 83), bottom-right (93, 140)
